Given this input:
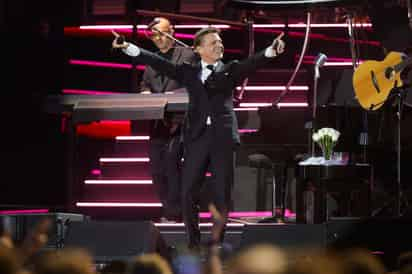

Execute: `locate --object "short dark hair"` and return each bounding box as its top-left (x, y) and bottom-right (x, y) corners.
top-left (193, 27), bottom-right (221, 48)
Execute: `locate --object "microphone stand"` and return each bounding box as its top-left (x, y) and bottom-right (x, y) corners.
top-left (347, 13), bottom-right (368, 163)
top-left (311, 64), bottom-right (321, 157)
top-left (151, 27), bottom-right (190, 48)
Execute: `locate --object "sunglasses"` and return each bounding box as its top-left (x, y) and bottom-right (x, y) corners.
top-left (148, 30), bottom-right (171, 40)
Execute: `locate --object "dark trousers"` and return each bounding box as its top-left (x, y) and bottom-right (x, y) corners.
top-left (149, 135), bottom-right (183, 220)
top-left (181, 126), bottom-right (234, 247)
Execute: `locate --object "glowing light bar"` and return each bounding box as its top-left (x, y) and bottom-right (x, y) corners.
top-left (70, 59), bottom-right (146, 70)
top-left (238, 129), bottom-right (258, 133)
top-left (324, 62), bottom-right (358, 66)
top-left (239, 102), bottom-right (308, 107)
top-left (288, 23), bottom-right (372, 28)
top-left (62, 89), bottom-right (119, 95)
top-left (115, 136), bottom-right (150, 141)
top-left (234, 107), bottom-right (258, 111)
top-left (69, 57), bottom-right (359, 71)
top-left (253, 24), bottom-right (286, 28)
top-left (80, 25), bottom-right (145, 30)
top-left (0, 209), bottom-right (49, 214)
top-left (84, 180), bottom-right (152, 184)
top-left (154, 223), bottom-right (245, 227)
top-left (299, 55), bottom-right (364, 67)
top-left (200, 211), bottom-right (273, 218)
top-left (99, 157), bottom-right (150, 163)
top-left (174, 24), bottom-right (231, 29)
top-left (80, 24), bottom-right (231, 30)
top-left (235, 86), bottom-right (309, 91)
top-left (78, 23), bottom-right (372, 30)
top-left (76, 202), bottom-right (162, 207)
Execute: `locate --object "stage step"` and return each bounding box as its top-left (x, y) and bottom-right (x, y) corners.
top-left (98, 160), bottom-right (151, 178)
top-left (80, 183), bottom-right (158, 202)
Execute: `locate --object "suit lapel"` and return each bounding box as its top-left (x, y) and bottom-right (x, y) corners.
top-left (215, 60), bottom-right (224, 73)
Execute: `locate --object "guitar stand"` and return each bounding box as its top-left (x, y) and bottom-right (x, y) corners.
top-left (373, 84), bottom-right (411, 217)
top-left (392, 84), bottom-right (410, 216)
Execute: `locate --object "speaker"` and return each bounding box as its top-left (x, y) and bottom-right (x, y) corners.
top-left (239, 218), bottom-right (412, 270)
top-left (0, 213), bottom-right (86, 248)
top-left (239, 224), bottom-right (326, 251)
top-left (64, 221), bottom-right (168, 262)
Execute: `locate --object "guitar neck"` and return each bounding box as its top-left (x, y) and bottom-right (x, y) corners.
top-left (394, 56), bottom-right (412, 73)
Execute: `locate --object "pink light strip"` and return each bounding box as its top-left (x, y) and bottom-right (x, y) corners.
top-left (115, 136), bottom-right (150, 141)
top-left (324, 61), bottom-right (360, 67)
top-left (154, 223), bottom-right (244, 227)
top-left (69, 58), bottom-right (357, 72)
top-left (253, 24), bottom-right (286, 28)
top-left (78, 23), bottom-right (372, 30)
top-left (287, 23), bottom-right (372, 28)
top-left (84, 180), bottom-right (152, 184)
top-left (236, 86), bottom-right (308, 91)
top-left (239, 103), bottom-right (308, 107)
top-left (99, 157), bottom-right (150, 163)
top-left (62, 89), bottom-right (119, 95)
top-left (174, 24), bottom-right (231, 29)
top-left (238, 129), bottom-right (258, 133)
top-left (80, 25), bottom-right (136, 29)
top-left (199, 211), bottom-right (273, 218)
top-left (234, 107), bottom-right (258, 111)
top-left (0, 209), bottom-right (49, 214)
top-left (79, 24), bottom-right (231, 30)
top-left (70, 59), bottom-right (145, 70)
top-left (76, 202), bottom-right (162, 207)
top-left (301, 60), bottom-right (360, 66)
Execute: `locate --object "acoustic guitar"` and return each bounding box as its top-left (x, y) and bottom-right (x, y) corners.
top-left (352, 51), bottom-right (412, 111)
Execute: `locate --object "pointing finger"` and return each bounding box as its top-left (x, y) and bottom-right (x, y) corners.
top-left (275, 32), bottom-right (285, 41)
top-left (111, 30), bottom-right (120, 38)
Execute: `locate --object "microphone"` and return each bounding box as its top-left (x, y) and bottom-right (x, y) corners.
top-left (314, 53), bottom-right (327, 79)
top-left (147, 18), bottom-right (161, 30)
top-left (315, 53), bottom-right (328, 68)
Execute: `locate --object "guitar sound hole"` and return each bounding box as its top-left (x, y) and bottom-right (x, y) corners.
top-left (385, 67), bottom-right (395, 79)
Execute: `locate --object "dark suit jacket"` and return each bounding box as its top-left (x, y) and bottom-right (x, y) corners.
top-left (139, 47), bottom-right (196, 141)
top-left (140, 47), bottom-right (196, 93)
top-left (135, 48), bottom-right (272, 144)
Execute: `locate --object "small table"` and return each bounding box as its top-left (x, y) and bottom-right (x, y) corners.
top-left (296, 164), bottom-right (373, 223)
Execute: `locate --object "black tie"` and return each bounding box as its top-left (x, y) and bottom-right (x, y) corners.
top-left (206, 64), bottom-right (215, 72)
top-left (205, 65), bottom-right (216, 89)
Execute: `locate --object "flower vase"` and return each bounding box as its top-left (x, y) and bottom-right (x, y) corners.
top-left (321, 145), bottom-right (333, 160)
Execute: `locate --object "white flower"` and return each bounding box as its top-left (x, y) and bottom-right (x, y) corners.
top-left (312, 127), bottom-right (340, 143)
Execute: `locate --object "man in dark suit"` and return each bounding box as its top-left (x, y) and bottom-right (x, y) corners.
top-left (138, 17), bottom-right (196, 222)
top-left (113, 27), bottom-right (285, 248)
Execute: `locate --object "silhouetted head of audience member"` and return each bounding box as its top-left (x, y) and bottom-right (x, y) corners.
top-left (398, 251), bottom-right (412, 274)
top-left (33, 248), bottom-right (96, 274)
top-left (0, 246), bottom-right (20, 274)
top-left (226, 244), bottom-right (287, 274)
top-left (128, 253), bottom-right (172, 274)
top-left (338, 248), bottom-right (386, 274)
top-left (285, 248), bottom-right (343, 274)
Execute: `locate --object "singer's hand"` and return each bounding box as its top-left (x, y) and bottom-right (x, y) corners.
top-left (111, 30), bottom-right (129, 49)
top-left (271, 32), bottom-right (286, 55)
